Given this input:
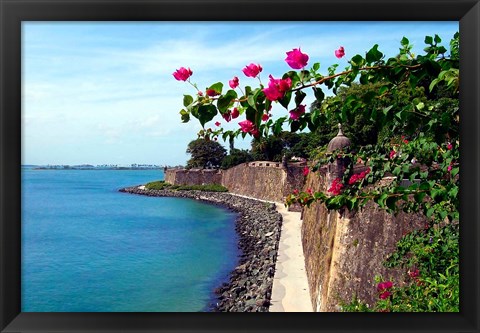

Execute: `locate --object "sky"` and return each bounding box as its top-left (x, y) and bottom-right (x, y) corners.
top-left (22, 21), bottom-right (458, 166)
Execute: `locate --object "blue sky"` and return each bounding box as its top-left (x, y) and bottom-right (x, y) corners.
top-left (22, 21), bottom-right (458, 166)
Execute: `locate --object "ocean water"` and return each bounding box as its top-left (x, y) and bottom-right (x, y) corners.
top-left (21, 168), bottom-right (239, 312)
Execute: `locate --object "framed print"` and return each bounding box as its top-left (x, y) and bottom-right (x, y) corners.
top-left (1, 0), bottom-right (479, 332)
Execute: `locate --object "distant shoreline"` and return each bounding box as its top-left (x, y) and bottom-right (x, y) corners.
top-left (120, 185), bottom-right (283, 312)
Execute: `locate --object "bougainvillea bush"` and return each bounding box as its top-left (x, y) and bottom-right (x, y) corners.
top-left (173, 32), bottom-right (459, 312)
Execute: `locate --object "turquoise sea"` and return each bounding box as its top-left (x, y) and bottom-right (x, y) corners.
top-left (21, 168), bottom-right (239, 312)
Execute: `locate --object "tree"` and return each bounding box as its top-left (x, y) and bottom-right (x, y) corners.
top-left (186, 139), bottom-right (227, 169)
top-left (220, 148), bottom-right (253, 169)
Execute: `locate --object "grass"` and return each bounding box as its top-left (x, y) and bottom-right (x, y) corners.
top-left (145, 180), bottom-right (228, 192)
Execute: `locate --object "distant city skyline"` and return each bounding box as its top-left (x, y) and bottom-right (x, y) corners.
top-left (22, 21), bottom-right (458, 165)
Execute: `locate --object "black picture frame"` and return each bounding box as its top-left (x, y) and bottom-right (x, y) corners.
top-left (1, 0), bottom-right (479, 332)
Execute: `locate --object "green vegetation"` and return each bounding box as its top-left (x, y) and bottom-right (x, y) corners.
top-left (145, 180), bottom-right (228, 192)
top-left (176, 32), bottom-right (460, 312)
top-left (186, 138), bottom-right (227, 169)
top-left (221, 148), bottom-right (253, 169)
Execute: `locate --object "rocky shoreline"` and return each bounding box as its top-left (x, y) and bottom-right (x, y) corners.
top-left (119, 186), bottom-right (283, 312)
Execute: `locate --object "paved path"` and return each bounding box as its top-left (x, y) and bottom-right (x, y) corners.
top-left (225, 194), bottom-right (313, 312)
top-left (269, 204), bottom-right (313, 312)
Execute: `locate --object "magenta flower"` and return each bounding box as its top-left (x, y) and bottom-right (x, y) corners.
top-left (408, 268), bottom-right (420, 279)
top-left (389, 150), bottom-right (396, 159)
top-left (328, 178), bottom-right (344, 196)
top-left (447, 142), bottom-right (453, 150)
top-left (206, 88), bottom-right (220, 97)
top-left (306, 188), bottom-right (313, 195)
top-left (215, 121), bottom-right (221, 127)
top-left (242, 63), bottom-right (263, 78)
top-left (222, 111), bottom-right (232, 122)
top-left (293, 189), bottom-right (299, 195)
top-left (377, 281), bottom-right (393, 291)
top-left (447, 164), bottom-right (453, 172)
top-left (229, 76), bottom-right (239, 89)
top-left (379, 291), bottom-right (392, 299)
top-left (172, 67), bottom-right (193, 81)
top-left (289, 105), bottom-right (306, 120)
top-left (303, 166), bottom-right (310, 176)
top-left (285, 47), bottom-right (309, 69)
top-left (197, 91), bottom-right (203, 96)
top-left (262, 75), bottom-right (292, 101)
top-left (239, 119), bottom-right (255, 133)
top-left (262, 113), bottom-right (270, 121)
top-left (348, 168), bottom-right (371, 185)
top-left (335, 46), bottom-right (345, 59)
top-left (231, 107), bottom-right (240, 119)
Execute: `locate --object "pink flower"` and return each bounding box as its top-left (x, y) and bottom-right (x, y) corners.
top-left (293, 189), bottom-right (299, 195)
top-left (447, 142), bottom-right (453, 150)
top-left (377, 281), bottom-right (393, 291)
top-left (285, 47), bottom-right (309, 69)
top-left (408, 269), bottom-right (420, 279)
top-left (215, 121), bottom-right (221, 127)
top-left (262, 75), bottom-right (292, 101)
top-left (242, 63), bottom-right (262, 78)
top-left (239, 120), bottom-right (254, 133)
top-left (389, 150), bottom-right (396, 159)
top-left (334, 46), bottom-right (345, 59)
top-left (239, 120), bottom-right (260, 137)
top-left (262, 113), bottom-right (270, 121)
top-left (206, 88), bottom-right (220, 97)
top-left (229, 76), bottom-right (239, 89)
top-left (289, 105), bottom-right (306, 120)
top-left (303, 166), bottom-right (310, 176)
top-left (379, 291), bottom-right (392, 299)
top-left (231, 107), bottom-right (240, 119)
top-left (222, 111), bottom-right (232, 122)
top-left (197, 91), bottom-right (203, 96)
top-left (447, 164), bottom-right (453, 172)
top-left (348, 168), bottom-right (371, 185)
top-left (306, 188), bottom-right (313, 195)
top-left (172, 67), bottom-right (193, 81)
top-left (328, 178), bottom-right (344, 196)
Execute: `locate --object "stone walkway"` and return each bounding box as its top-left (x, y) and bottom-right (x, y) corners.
top-left (269, 204), bottom-right (313, 312)
top-left (226, 193), bottom-right (312, 312)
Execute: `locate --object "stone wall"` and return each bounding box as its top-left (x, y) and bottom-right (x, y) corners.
top-left (165, 162), bottom-right (305, 203)
top-left (164, 168), bottom-right (222, 185)
top-left (222, 162), bottom-right (305, 203)
top-left (301, 166), bottom-right (426, 311)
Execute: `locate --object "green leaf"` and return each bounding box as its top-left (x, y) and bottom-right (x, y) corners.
top-left (424, 36), bottom-right (433, 45)
top-left (217, 90), bottom-right (238, 112)
top-left (312, 62), bottom-right (320, 71)
top-left (273, 117), bottom-right (287, 135)
top-left (426, 207), bottom-right (435, 218)
top-left (290, 120), bottom-right (301, 132)
top-left (401, 37), bottom-right (410, 47)
top-left (386, 196), bottom-right (397, 211)
top-left (179, 109), bottom-right (190, 123)
top-left (434, 34), bottom-right (442, 44)
top-left (313, 87), bottom-right (325, 102)
top-left (366, 44), bottom-right (383, 63)
top-left (295, 90), bottom-right (307, 106)
top-left (183, 95), bottom-right (194, 108)
top-left (378, 86), bottom-right (389, 95)
top-left (279, 91), bottom-right (292, 109)
top-left (208, 82), bottom-right (223, 95)
top-left (350, 54), bottom-right (364, 67)
top-left (414, 192), bottom-right (426, 203)
top-left (197, 104), bottom-right (217, 127)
